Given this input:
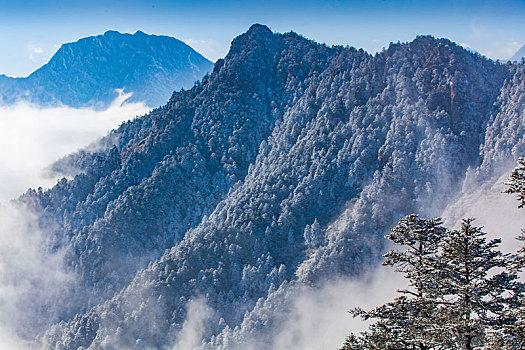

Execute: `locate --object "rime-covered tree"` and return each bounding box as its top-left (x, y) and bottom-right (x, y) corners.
top-left (304, 219), bottom-right (323, 249)
top-left (342, 214), bottom-right (446, 350)
top-left (340, 333), bottom-right (365, 349)
top-left (505, 157), bottom-right (525, 271)
top-left (28, 26), bottom-right (525, 348)
top-left (344, 296), bottom-right (437, 350)
top-left (434, 219), bottom-right (523, 350)
top-left (484, 305), bottom-right (525, 349)
top-left (506, 157), bottom-right (525, 209)
top-left (342, 216), bottom-right (522, 350)
top-left (486, 158), bottom-right (525, 349)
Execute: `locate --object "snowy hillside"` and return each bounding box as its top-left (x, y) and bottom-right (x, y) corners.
top-left (3, 24), bottom-right (525, 349)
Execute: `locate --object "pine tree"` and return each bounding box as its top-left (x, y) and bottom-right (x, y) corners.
top-left (304, 219), bottom-right (323, 249)
top-left (342, 214), bottom-right (446, 350)
top-left (487, 158), bottom-right (525, 349)
top-left (484, 303), bottom-right (525, 349)
top-left (433, 219), bottom-right (523, 349)
top-left (340, 333), bottom-right (365, 350)
top-left (341, 216), bottom-right (523, 350)
top-left (505, 157), bottom-right (525, 270)
top-left (505, 157), bottom-right (525, 208)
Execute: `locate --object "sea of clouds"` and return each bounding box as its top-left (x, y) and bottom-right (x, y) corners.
top-left (0, 92), bottom-right (150, 202)
top-left (0, 93), bottom-right (149, 348)
top-left (0, 92), bottom-right (524, 349)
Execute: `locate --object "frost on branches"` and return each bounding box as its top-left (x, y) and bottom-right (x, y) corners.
top-left (506, 157), bottom-right (525, 208)
top-left (343, 158), bottom-right (525, 349)
top-left (341, 215), bottom-right (524, 350)
top-left (484, 157), bottom-right (525, 349)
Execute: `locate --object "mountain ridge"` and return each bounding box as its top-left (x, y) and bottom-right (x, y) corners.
top-left (510, 43), bottom-right (525, 62)
top-left (6, 24), bottom-right (524, 349)
top-left (0, 30), bottom-right (213, 108)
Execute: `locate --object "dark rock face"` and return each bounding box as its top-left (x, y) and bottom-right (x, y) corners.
top-left (0, 30), bottom-right (213, 108)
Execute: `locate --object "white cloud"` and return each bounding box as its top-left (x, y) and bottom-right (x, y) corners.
top-left (0, 202), bottom-right (74, 343)
top-left (0, 92), bottom-right (150, 202)
top-left (26, 42), bottom-right (45, 62)
top-left (0, 327), bottom-right (28, 350)
top-left (272, 167), bottom-right (525, 350)
top-left (480, 40), bottom-right (523, 60)
top-left (268, 268), bottom-right (404, 350)
top-left (0, 92), bottom-right (150, 347)
top-left (205, 267), bottom-right (405, 350)
top-left (183, 38), bottom-right (225, 62)
top-left (28, 45), bottom-right (43, 54)
top-left (172, 297), bottom-right (213, 350)
top-left (441, 168), bottom-right (525, 254)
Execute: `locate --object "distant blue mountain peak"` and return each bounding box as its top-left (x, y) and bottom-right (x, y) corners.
top-left (0, 30), bottom-right (213, 109)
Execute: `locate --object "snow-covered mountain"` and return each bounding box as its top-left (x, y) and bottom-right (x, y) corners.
top-left (510, 43), bottom-right (525, 62)
top-left (5, 24), bottom-right (525, 349)
top-left (0, 30), bottom-right (213, 109)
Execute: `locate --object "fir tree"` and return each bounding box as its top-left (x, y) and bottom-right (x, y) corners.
top-left (434, 219), bottom-right (522, 349)
top-left (487, 158), bottom-right (525, 349)
top-left (340, 333), bottom-right (365, 350)
top-left (343, 214), bottom-right (446, 350)
top-left (342, 216), bottom-right (523, 350)
top-left (484, 303), bottom-right (525, 349)
top-left (505, 157), bottom-right (525, 208)
top-left (505, 157), bottom-right (525, 270)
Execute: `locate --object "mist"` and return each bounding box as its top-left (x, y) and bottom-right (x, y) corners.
top-left (276, 165), bottom-right (525, 350)
top-left (0, 93), bottom-right (523, 349)
top-left (0, 93), bottom-right (150, 348)
top-left (268, 268), bottom-right (405, 350)
top-left (442, 168), bottom-right (525, 254)
top-left (0, 93), bottom-right (150, 202)
top-left (0, 202), bottom-right (73, 345)
top-left (203, 164), bottom-right (525, 350)
top-left (172, 298), bottom-right (213, 350)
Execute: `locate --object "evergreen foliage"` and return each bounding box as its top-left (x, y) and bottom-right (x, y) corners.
top-left (506, 157), bottom-right (525, 208)
top-left (354, 215), bottom-right (444, 349)
top-left (436, 219), bottom-right (523, 349)
top-left (482, 158), bottom-right (525, 349)
top-left (9, 25), bottom-right (525, 349)
top-left (342, 216), bottom-right (523, 350)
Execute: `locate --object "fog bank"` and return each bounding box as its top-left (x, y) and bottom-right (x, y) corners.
top-left (0, 93), bottom-right (149, 201)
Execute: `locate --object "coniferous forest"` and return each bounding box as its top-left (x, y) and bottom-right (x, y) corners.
top-left (2, 24), bottom-right (525, 349)
top-left (342, 159), bottom-right (525, 349)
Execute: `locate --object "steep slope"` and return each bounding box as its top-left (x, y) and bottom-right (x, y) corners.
top-left (481, 63), bottom-right (525, 174)
top-left (14, 25), bottom-right (524, 349)
top-left (510, 43), bottom-right (525, 62)
top-left (0, 30), bottom-right (213, 108)
top-left (19, 24), bottom-right (342, 339)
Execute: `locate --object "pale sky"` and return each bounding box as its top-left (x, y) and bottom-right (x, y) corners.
top-left (0, 0), bottom-right (524, 77)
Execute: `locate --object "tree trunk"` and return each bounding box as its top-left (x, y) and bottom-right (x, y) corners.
top-left (466, 335), bottom-right (472, 350)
